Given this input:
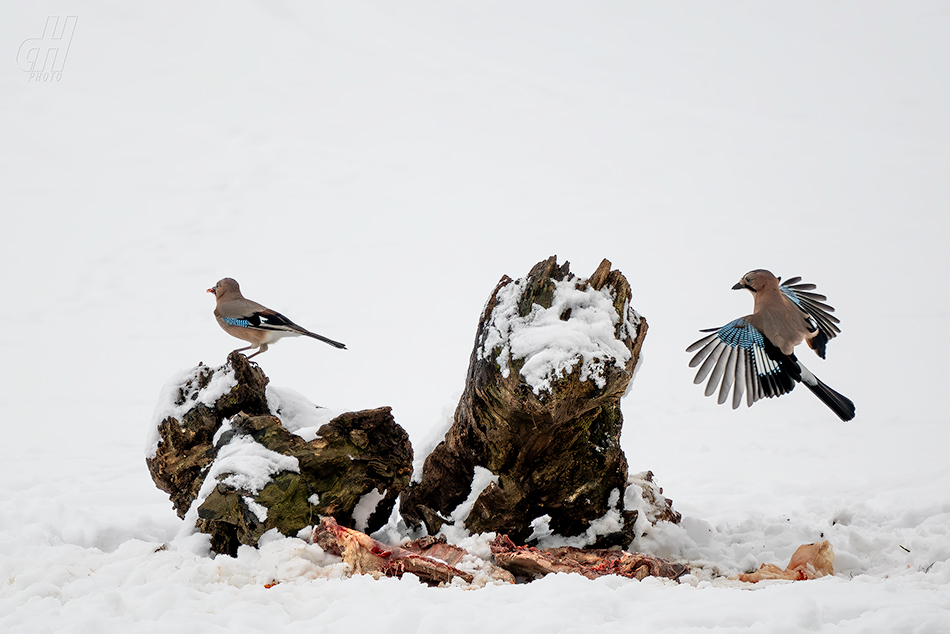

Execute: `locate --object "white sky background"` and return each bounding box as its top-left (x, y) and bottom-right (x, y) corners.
top-left (1, 2), bottom-right (948, 509)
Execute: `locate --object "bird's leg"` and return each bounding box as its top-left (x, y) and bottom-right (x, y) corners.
top-left (231, 344), bottom-right (256, 355)
top-left (245, 343), bottom-right (269, 359)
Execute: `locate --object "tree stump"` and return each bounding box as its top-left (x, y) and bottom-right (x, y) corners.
top-left (147, 352), bottom-right (413, 555)
top-left (146, 352), bottom-right (271, 518)
top-left (401, 256), bottom-right (665, 547)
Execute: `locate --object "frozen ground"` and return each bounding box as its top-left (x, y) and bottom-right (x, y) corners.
top-left (2, 2), bottom-right (949, 632)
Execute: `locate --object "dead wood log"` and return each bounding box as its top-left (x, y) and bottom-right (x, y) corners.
top-left (401, 257), bottom-right (662, 547)
top-left (148, 352), bottom-right (413, 556)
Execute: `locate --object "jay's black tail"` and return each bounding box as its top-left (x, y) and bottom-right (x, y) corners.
top-left (794, 357), bottom-right (855, 422)
top-left (302, 329), bottom-right (347, 349)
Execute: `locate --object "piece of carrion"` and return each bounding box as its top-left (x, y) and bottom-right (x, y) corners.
top-left (311, 517), bottom-right (516, 585)
top-left (311, 517), bottom-right (474, 585)
top-left (489, 534), bottom-right (689, 581)
top-left (738, 540), bottom-right (834, 583)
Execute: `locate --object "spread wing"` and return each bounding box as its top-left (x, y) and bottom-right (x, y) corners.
top-left (686, 318), bottom-right (800, 409)
top-left (779, 277), bottom-right (841, 359)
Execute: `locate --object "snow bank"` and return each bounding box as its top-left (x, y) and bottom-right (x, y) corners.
top-left (3, 512), bottom-right (948, 633)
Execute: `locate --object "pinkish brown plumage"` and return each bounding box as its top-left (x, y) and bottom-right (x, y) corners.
top-left (207, 277), bottom-right (346, 360)
top-left (687, 270), bottom-right (854, 421)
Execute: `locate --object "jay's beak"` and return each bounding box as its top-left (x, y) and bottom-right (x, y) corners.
top-left (207, 288), bottom-right (216, 295)
top-left (732, 282), bottom-right (744, 290)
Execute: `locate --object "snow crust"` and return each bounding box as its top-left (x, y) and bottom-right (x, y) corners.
top-left (479, 276), bottom-right (635, 395)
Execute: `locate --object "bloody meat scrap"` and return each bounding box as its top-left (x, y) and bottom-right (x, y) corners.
top-left (738, 541), bottom-right (834, 583)
top-left (490, 534), bottom-right (689, 581)
top-left (312, 517), bottom-right (476, 585)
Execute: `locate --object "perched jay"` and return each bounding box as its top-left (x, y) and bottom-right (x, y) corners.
top-left (207, 278), bottom-right (346, 359)
top-left (686, 270), bottom-right (855, 422)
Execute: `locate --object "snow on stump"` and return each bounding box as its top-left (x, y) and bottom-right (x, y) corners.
top-left (146, 352), bottom-right (413, 556)
top-left (401, 256), bottom-right (677, 547)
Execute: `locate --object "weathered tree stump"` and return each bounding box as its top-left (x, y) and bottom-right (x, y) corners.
top-left (401, 257), bottom-right (669, 547)
top-left (147, 352), bottom-right (413, 555)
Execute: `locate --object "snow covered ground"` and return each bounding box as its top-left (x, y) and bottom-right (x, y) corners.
top-left (2, 2), bottom-right (949, 631)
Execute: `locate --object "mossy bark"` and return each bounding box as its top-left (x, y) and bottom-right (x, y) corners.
top-left (147, 352), bottom-right (413, 556)
top-left (195, 408), bottom-right (412, 555)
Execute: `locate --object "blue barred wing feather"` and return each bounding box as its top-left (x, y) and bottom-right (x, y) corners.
top-left (686, 318), bottom-right (799, 409)
top-left (222, 310), bottom-right (300, 332)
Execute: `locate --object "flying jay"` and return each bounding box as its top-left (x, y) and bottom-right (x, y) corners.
top-left (686, 269), bottom-right (855, 421)
top-left (207, 277), bottom-right (346, 359)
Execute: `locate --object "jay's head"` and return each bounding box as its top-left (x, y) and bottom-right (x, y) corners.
top-left (732, 269), bottom-right (780, 293)
top-left (207, 277), bottom-right (241, 299)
